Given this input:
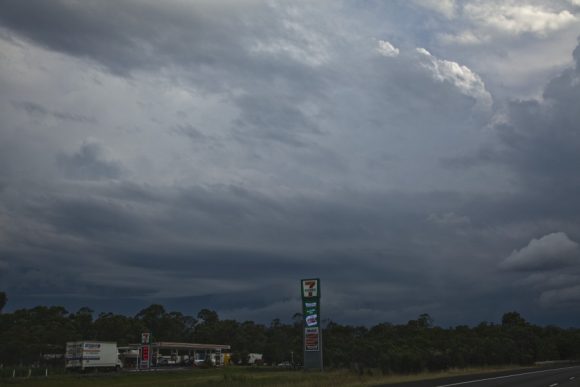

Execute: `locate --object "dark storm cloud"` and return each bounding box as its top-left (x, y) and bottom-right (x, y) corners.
top-left (456, 42), bottom-right (580, 195)
top-left (173, 125), bottom-right (215, 144)
top-left (473, 42), bottom-right (580, 310)
top-left (443, 41), bottom-right (580, 221)
top-left (0, 0), bottom-right (318, 82)
top-left (0, 172), bottom-right (479, 323)
top-left (0, 0), bottom-right (235, 75)
top-left (233, 94), bottom-right (322, 147)
top-left (0, 168), bottom-right (569, 324)
top-left (426, 38), bottom-right (580, 315)
top-left (0, 0), bottom-right (334, 157)
top-left (48, 197), bottom-right (142, 238)
top-left (3, 0), bottom-right (580, 326)
top-left (11, 101), bottom-right (96, 123)
top-left (56, 140), bottom-right (122, 180)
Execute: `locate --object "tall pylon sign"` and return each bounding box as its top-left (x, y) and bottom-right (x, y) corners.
top-left (301, 278), bottom-right (323, 371)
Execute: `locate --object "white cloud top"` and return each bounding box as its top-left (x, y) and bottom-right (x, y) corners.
top-left (416, 48), bottom-right (492, 109)
top-left (376, 40), bottom-right (399, 57)
top-left (501, 232), bottom-right (580, 271)
top-left (465, 4), bottom-right (577, 36)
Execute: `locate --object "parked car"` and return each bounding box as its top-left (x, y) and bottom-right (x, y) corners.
top-left (277, 361), bottom-right (292, 368)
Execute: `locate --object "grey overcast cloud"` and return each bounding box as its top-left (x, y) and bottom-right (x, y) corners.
top-left (1, 0), bottom-right (580, 327)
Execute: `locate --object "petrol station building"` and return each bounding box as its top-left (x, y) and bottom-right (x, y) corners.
top-left (119, 342), bottom-right (231, 368)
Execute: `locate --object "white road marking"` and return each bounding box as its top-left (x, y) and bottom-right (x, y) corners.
top-left (549, 383), bottom-right (558, 387)
top-left (570, 376), bottom-right (575, 380)
top-left (436, 365), bottom-right (580, 387)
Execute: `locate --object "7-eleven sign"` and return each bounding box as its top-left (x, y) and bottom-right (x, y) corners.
top-left (301, 279), bottom-right (319, 298)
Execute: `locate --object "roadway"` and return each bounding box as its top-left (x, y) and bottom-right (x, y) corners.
top-left (379, 365), bottom-right (580, 387)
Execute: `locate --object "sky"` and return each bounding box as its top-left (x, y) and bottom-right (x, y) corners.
top-left (1, 0), bottom-right (580, 327)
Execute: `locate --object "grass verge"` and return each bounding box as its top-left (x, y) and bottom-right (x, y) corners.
top-left (0, 365), bottom-right (530, 387)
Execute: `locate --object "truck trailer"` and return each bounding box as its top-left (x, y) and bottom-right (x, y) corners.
top-left (65, 341), bottom-right (123, 371)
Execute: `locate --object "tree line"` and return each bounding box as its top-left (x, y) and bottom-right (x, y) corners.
top-left (1, 292), bottom-right (580, 372)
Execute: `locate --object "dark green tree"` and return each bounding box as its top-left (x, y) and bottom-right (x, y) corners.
top-left (93, 312), bottom-right (139, 345)
top-left (72, 307), bottom-right (94, 339)
top-left (502, 311), bottom-right (528, 327)
top-left (197, 309), bottom-right (219, 324)
top-left (135, 304), bottom-right (166, 338)
top-left (0, 291), bottom-right (6, 313)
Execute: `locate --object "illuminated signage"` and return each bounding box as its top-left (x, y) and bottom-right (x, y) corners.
top-left (305, 313), bottom-right (318, 327)
top-left (141, 332), bottom-right (150, 344)
top-left (301, 277), bottom-right (322, 370)
top-left (140, 345), bottom-right (151, 369)
top-left (301, 279), bottom-right (319, 298)
top-left (305, 327), bottom-right (320, 351)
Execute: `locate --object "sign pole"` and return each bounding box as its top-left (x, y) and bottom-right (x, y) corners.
top-left (140, 332), bottom-right (151, 370)
top-left (301, 278), bottom-right (322, 371)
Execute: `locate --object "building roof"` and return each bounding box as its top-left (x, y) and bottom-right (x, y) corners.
top-left (129, 342), bottom-right (231, 351)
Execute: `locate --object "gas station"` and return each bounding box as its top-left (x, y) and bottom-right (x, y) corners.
top-left (120, 341), bottom-right (231, 369)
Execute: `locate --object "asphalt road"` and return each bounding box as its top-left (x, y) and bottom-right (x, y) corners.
top-left (379, 365), bottom-right (580, 387)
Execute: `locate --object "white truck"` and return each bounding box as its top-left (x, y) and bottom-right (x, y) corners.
top-left (65, 341), bottom-right (123, 371)
top-left (247, 353), bottom-right (263, 365)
